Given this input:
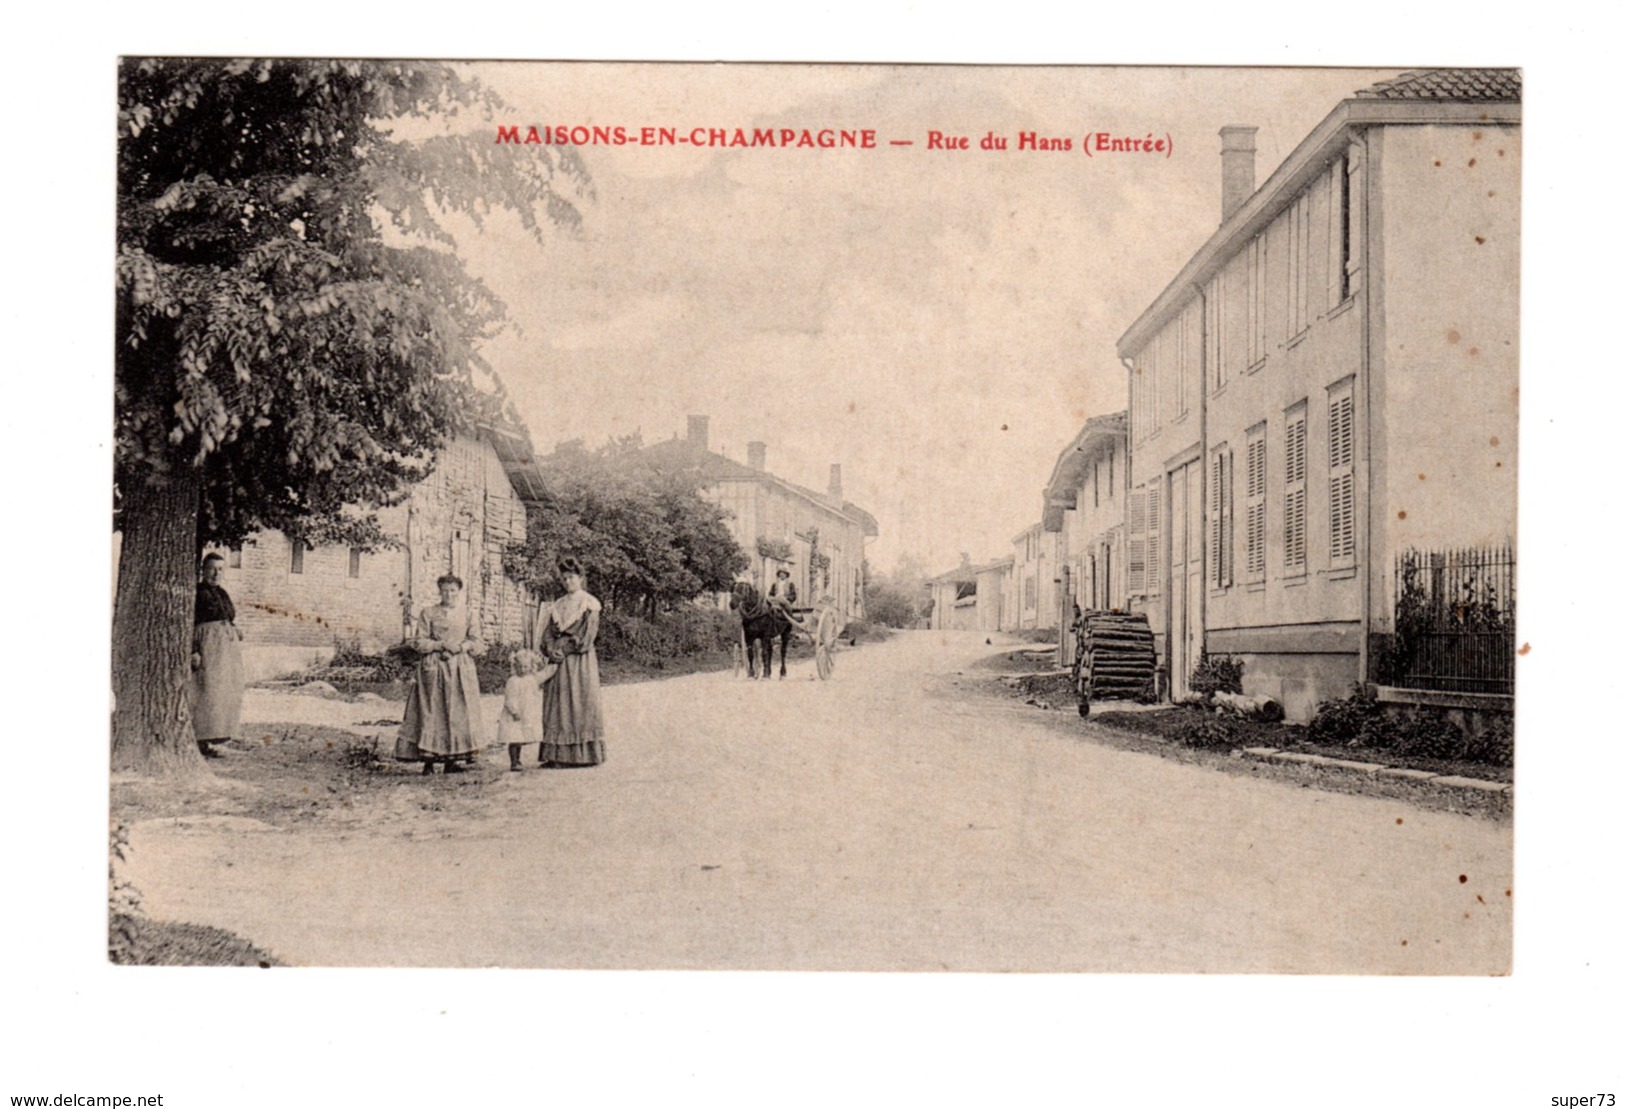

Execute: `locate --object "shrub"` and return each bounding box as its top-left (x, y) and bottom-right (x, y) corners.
top-left (1307, 686), bottom-right (1384, 744)
top-left (1460, 715), bottom-right (1514, 768)
top-left (1173, 712), bottom-right (1239, 750)
top-left (1188, 652), bottom-right (1245, 697)
top-left (596, 604), bottom-right (739, 669)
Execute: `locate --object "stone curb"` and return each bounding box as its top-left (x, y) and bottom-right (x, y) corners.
top-left (1239, 748), bottom-right (1512, 794)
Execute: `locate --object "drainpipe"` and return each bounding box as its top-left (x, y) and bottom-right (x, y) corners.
top-left (1192, 282), bottom-right (1210, 668)
top-left (1357, 131), bottom-right (1375, 691)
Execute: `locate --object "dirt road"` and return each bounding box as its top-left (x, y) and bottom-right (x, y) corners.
top-left (123, 631), bottom-right (1511, 972)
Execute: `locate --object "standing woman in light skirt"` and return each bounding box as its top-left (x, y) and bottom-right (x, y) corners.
top-left (190, 552), bottom-right (245, 758)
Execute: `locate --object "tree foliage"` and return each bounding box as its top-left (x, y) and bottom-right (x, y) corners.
top-left (113, 58), bottom-right (587, 772)
top-left (502, 437), bottom-right (749, 616)
top-left (864, 553), bottom-right (931, 628)
top-left (116, 57), bottom-right (588, 547)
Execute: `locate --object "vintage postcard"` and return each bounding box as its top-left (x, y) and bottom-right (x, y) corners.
top-left (108, 60), bottom-right (1518, 985)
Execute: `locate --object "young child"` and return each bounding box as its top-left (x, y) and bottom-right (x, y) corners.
top-left (497, 648), bottom-right (557, 771)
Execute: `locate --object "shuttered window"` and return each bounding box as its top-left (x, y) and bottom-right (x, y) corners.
top-left (1128, 489), bottom-right (1147, 595)
top-left (1328, 381), bottom-right (1357, 564)
top-left (1246, 237), bottom-right (1266, 367)
top-left (1283, 404), bottom-right (1308, 576)
top-left (1209, 447), bottom-right (1234, 589)
top-left (1146, 479), bottom-right (1162, 596)
top-left (1287, 194), bottom-right (1313, 337)
top-left (1334, 154), bottom-right (1353, 305)
top-left (1245, 425), bottom-right (1267, 582)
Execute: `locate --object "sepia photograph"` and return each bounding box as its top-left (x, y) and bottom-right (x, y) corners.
top-left (6, 10), bottom-right (1616, 1104)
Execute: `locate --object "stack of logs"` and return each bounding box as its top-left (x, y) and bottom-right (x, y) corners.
top-left (1074, 610), bottom-right (1157, 702)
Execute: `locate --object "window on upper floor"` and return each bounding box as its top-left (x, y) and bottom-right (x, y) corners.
top-left (1208, 275), bottom-right (1227, 393)
top-left (1287, 193), bottom-right (1313, 337)
top-left (1246, 237), bottom-right (1266, 368)
top-left (348, 547), bottom-right (362, 579)
top-left (1336, 154), bottom-right (1352, 304)
top-left (290, 539), bottom-right (306, 575)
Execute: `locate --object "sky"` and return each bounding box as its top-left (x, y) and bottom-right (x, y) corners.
top-left (443, 64), bottom-right (1404, 576)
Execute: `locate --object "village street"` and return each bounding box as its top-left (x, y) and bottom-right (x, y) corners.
top-left (122, 631), bottom-right (1511, 973)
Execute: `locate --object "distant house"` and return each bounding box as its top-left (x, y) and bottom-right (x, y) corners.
top-left (927, 557), bottom-right (1013, 633)
top-left (202, 424), bottom-right (545, 681)
top-left (1008, 523), bottom-right (1061, 633)
top-left (1118, 69), bottom-right (1519, 720)
top-left (636, 415), bottom-right (878, 618)
top-left (1040, 411), bottom-right (1129, 666)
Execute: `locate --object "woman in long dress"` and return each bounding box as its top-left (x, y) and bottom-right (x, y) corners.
top-left (191, 552), bottom-right (244, 758)
top-left (538, 557), bottom-right (606, 767)
top-left (395, 574), bottom-right (487, 774)
top-left (813, 594), bottom-right (842, 681)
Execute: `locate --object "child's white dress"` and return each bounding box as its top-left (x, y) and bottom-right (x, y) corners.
top-left (498, 672), bottom-right (546, 747)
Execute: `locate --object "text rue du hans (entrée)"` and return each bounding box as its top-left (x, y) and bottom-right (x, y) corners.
top-left (496, 124), bottom-right (1172, 156)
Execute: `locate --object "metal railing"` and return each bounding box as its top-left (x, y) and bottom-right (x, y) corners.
top-left (1371, 546), bottom-right (1515, 695)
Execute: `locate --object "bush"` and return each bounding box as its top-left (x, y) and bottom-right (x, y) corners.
top-left (596, 604), bottom-right (739, 669)
top-left (474, 641), bottom-right (521, 694)
top-left (1309, 687), bottom-right (1511, 766)
top-left (1460, 715), bottom-right (1514, 768)
top-left (1173, 712), bottom-right (1239, 750)
top-left (1307, 686), bottom-right (1384, 744)
top-left (1188, 653), bottom-right (1245, 697)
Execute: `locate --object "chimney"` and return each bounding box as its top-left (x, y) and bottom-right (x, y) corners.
top-left (1219, 125), bottom-right (1258, 223)
top-left (828, 463), bottom-right (844, 501)
top-left (686, 414), bottom-right (709, 452)
top-left (747, 441), bottom-right (767, 470)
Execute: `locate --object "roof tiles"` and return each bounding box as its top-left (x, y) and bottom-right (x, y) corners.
top-left (1354, 68), bottom-right (1521, 102)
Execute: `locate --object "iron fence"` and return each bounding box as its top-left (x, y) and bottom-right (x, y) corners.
top-left (1370, 545), bottom-right (1515, 695)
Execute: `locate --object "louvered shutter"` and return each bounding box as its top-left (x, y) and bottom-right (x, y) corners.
top-left (1128, 490), bottom-right (1147, 595)
top-left (1328, 387), bottom-right (1356, 562)
top-left (1245, 434), bottom-right (1266, 580)
top-left (1210, 453), bottom-right (1224, 588)
top-left (1284, 409), bottom-right (1308, 574)
top-left (1146, 481), bottom-right (1162, 596)
top-left (1222, 450), bottom-right (1235, 587)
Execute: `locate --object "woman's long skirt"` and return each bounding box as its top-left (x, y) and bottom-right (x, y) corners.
top-left (190, 620), bottom-right (244, 742)
top-left (395, 653), bottom-right (486, 761)
top-left (541, 651), bottom-right (605, 766)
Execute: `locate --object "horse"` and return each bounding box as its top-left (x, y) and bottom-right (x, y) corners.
top-left (729, 582), bottom-right (795, 679)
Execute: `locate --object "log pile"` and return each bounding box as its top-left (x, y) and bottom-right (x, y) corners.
top-left (1074, 610), bottom-right (1157, 702)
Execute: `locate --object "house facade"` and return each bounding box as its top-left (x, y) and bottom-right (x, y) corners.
top-left (1041, 411), bottom-right (1129, 666)
top-left (1008, 523), bottom-right (1061, 633)
top-left (639, 416), bottom-right (877, 618)
top-left (203, 426), bottom-right (544, 681)
top-left (1118, 69), bottom-right (1519, 720)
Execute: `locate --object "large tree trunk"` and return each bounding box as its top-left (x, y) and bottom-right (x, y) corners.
top-left (112, 466), bottom-right (205, 776)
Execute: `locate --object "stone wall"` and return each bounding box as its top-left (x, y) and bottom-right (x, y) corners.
top-left (195, 433), bottom-right (536, 678)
